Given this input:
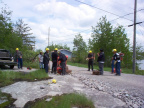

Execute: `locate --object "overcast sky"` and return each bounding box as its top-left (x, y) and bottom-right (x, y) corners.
top-left (1, 0), bottom-right (144, 51)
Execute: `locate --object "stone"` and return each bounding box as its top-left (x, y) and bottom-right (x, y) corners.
top-left (45, 98), bottom-right (52, 102)
top-left (40, 86), bottom-right (45, 89)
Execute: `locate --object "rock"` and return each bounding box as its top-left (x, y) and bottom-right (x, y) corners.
top-left (45, 98), bottom-right (52, 102)
top-left (133, 104), bottom-right (139, 108)
top-left (40, 86), bottom-right (45, 89)
top-left (113, 93), bottom-right (120, 97)
top-left (97, 86), bottom-right (103, 91)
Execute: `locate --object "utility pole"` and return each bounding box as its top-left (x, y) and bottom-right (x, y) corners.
top-left (128, 0), bottom-right (142, 74)
top-left (133, 0), bottom-right (137, 74)
top-left (48, 27), bottom-right (50, 47)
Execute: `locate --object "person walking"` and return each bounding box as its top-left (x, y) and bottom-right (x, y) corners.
top-left (87, 50), bottom-right (94, 71)
top-left (97, 49), bottom-right (105, 75)
top-left (43, 48), bottom-right (50, 73)
top-left (51, 48), bottom-right (58, 74)
top-left (38, 51), bottom-right (43, 69)
top-left (14, 48), bottom-right (23, 69)
top-left (112, 49), bottom-right (121, 76)
top-left (58, 51), bottom-right (67, 75)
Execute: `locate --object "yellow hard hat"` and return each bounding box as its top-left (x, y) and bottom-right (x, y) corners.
top-left (16, 48), bottom-right (19, 50)
top-left (55, 48), bottom-right (58, 50)
top-left (52, 79), bottom-right (57, 83)
top-left (89, 50), bottom-right (92, 53)
top-left (46, 48), bottom-right (49, 51)
top-left (112, 49), bottom-right (117, 52)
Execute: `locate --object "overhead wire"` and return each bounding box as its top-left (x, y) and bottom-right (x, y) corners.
top-left (52, 1), bottom-right (144, 44)
top-left (74, 0), bottom-right (133, 22)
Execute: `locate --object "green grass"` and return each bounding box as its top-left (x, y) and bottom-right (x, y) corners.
top-left (0, 69), bottom-right (50, 87)
top-left (24, 93), bottom-right (95, 108)
top-left (67, 61), bottom-right (144, 75)
top-left (24, 61), bottom-right (40, 69)
top-left (0, 91), bottom-right (16, 108)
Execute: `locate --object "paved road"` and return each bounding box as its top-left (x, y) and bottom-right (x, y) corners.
top-left (1, 65), bottom-right (144, 108)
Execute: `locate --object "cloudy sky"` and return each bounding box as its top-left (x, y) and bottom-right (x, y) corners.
top-left (1, 0), bottom-right (144, 51)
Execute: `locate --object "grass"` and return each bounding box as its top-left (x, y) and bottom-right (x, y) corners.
top-left (24, 93), bottom-right (95, 108)
top-left (0, 91), bottom-right (16, 108)
top-left (67, 61), bottom-right (144, 75)
top-left (24, 61), bottom-right (40, 69)
top-left (0, 69), bottom-right (50, 87)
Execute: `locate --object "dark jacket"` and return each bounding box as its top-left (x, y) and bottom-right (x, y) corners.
top-left (58, 53), bottom-right (67, 62)
top-left (52, 51), bottom-right (58, 62)
top-left (97, 52), bottom-right (105, 63)
top-left (43, 52), bottom-right (50, 64)
top-left (113, 53), bottom-right (120, 62)
top-left (88, 53), bottom-right (94, 61)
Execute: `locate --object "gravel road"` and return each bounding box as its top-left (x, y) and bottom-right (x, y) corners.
top-left (68, 65), bottom-right (144, 108)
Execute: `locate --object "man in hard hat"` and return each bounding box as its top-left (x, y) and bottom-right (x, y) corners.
top-left (14, 48), bottom-right (23, 69)
top-left (97, 49), bottom-right (105, 75)
top-left (43, 48), bottom-right (50, 73)
top-left (58, 51), bottom-right (67, 75)
top-left (87, 50), bottom-right (94, 71)
top-left (51, 48), bottom-right (58, 74)
top-left (112, 49), bottom-right (121, 76)
top-left (38, 51), bottom-right (43, 69)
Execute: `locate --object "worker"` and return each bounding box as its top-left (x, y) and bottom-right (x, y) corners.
top-left (38, 51), bottom-right (43, 69)
top-left (87, 50), bottom-right (94, 71)
top-left (43, 48), bottom-right (50, 73)
top-left (58, 51), bottom-right (67, 75)
top-left (97, 49), bottom-right (105, 75)
top-left (112, 49), bottom-right (121, 76)
top-left (51, 48), bottom-right (58, 74)
top-left (14, 48), bottom-right (23, 69)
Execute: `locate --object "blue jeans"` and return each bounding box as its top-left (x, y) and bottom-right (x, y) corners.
top-left (44, 63), bottom-right (49, 73)
top-left (18, 58), bottom-right (23, 69)
top-left (111, 60), bottom-right (115, 73)
top-left (39, 62), bottom-right (43, 69)
top-left (116, 62), bottom-right (121, 75)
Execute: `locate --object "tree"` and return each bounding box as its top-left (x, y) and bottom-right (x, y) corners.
top-left (73, 34), bottom-right (87, 63)
top-left (14, 19), bottom-right (35, 50)
top-left (89, 16), bottom-right (132, 68)
top-left (0, 5), bottom-right (23, 54)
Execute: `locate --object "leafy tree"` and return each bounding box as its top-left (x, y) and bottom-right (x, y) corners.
top-left (89, 16), bottom-right (132, 68)
top-left (73, 34), bottom-right (87, 63)
top-left (14, 19), bottom-right (35, 50)
top-left (0, 5), bottom-right (23, 54)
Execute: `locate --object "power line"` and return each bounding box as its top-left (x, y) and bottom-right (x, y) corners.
top-left (74, 0), bottom-right (133, 22)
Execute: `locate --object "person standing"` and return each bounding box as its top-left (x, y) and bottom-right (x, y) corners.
top-left (58, 51), bottom-right (67, 75)
top-left (43, 48), bottom-right (50, 73)
top-left (112, 49), bottom-right (121, 76)
top-left (97, 49), bottom-right (105, 75)
top-left (51, 48), bottom-right (58, 74)
top-left (14, 48), bottom-right (23, 69)
top-left (87, 50), bottom-right (94, 71)
top-left (38, 51), bottom-right (43, 69)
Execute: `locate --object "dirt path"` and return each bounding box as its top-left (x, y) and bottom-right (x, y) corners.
top-left (1, 65), bottom-right (144, 108)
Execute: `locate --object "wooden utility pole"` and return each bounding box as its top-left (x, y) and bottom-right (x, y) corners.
top-left (133, 0), bottom-right (137, 73)
top-left (128, 0), bottom-right (142, 74)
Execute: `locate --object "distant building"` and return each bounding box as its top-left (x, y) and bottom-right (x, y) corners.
top-left (59, 49), bottom-right (72, 59)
